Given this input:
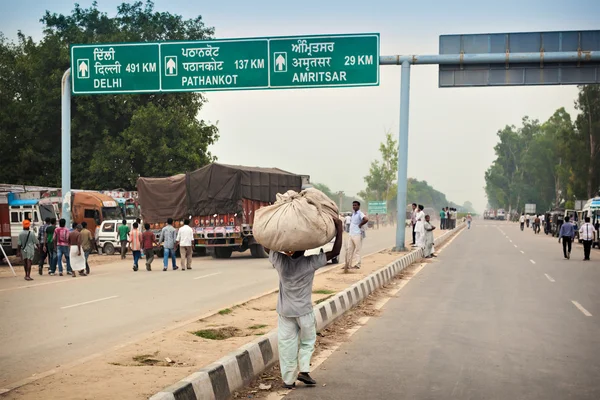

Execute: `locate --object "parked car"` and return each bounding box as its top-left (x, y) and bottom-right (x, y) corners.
top-left (305, 237), bottom-right (339, 264)
top-left (97, 219), bottom-right (135, 255)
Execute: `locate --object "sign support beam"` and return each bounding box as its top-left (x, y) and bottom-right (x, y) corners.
top-left (394, 61), bottom-right (411, 251)
top-left (61, 69), bottom-right (71, 229)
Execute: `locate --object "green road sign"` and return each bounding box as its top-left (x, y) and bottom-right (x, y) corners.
top-left (71, 43), bottom-right (160, 94)
top-left (269, 34), bottom-right (379, 88)
top-left (71, 34), bottom-right (379, 95)
top-left (368, 201), bottom-right (387, 214)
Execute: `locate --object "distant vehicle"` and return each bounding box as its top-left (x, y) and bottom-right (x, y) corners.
top-left (496, 209), bottom-right (506, 220)
top-left (97, 219), bottom-right (135, 256)
top-left (305, 236), bottom-right (339, 264)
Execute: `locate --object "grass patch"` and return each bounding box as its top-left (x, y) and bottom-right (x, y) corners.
top-left (218, 308), bottom-right (233, 315)
top-left (315, 294), bottom-right (335, 304)
top-left (191, 327), bottom-right (241, 340)
top-left (248, 324), bottom-right (268, 330)
top-left (313, 289), bottom-right (336, 295)
top-left (132, 352), bottom-right (160, 365)
top-left (255, 333), bottom-right (265, 336)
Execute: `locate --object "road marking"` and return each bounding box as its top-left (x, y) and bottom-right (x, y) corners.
top-left (571, 301), bottom-right (592, 317)
top-left (0, 272), bottom-right (110, 293)
top-left (193, 272), bottom-right (221, 280)
top-left (514, 244), bottom-right (518, 248)
top-left (509, 239), bottom-right (513, 243)
top-left (61, 295), bottom-right (119, 309)
top-left (544, 274), bottom-right (555, 282)
top-left (530, 259), bottom-right (536, 264)
top-left (520, 250), bottom-right (525, 254)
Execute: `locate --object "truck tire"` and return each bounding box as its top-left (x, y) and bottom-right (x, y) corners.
top-left (104, 243), bottom-right (115, 256)
top-left (250, 244), bottom-right (268, 258)
top-left (215, 247), bottom-right (233, 259)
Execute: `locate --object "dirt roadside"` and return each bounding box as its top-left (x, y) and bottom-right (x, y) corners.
top-left (2, 231), bottom-right (445, 400)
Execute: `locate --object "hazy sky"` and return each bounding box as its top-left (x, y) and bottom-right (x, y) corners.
top-left (2, 0), bottom-right (599, 212)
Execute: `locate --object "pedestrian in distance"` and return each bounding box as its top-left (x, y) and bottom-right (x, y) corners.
top-left (344, 213), bottom-right (351, 233)
top-left (46, 218), bottom-right (57, 275)
top-left (80, 221), bottom-right (93, 274)
top-left (37, 217), bottom-right (51, 275)
top-left (53, 218), bottom-right (71, 276)
top-left (17, 219), bottom-right (38, 281)
top-left (411, 203), bottom-right (417, 245)
top-left (440, 208), bottom-right (446, 230)
top-left (176, 219), bottom-right (194, 271)
top-left (525, 214), bottom-right (530, 228)
top-left (159, 218), bottom-right (179, 271)
top-left (423, 215), bottom-right (436, 258)
top-left (375, 213), bottom-right (380, 230)
top-left (142, 223), bottom-right (157, 271)
top-left (128, 222), bottom-right (142, 271)
top-left (136, 217), bottom-right (144, 259)
top-left (534, 215), bottom-right (541, 234)
top-left (467, 213), bottom-right (472, 229)
top-left (118, 220), bottom-right (130, 260)
top-left (414, 205), bottom-right (425, 248)
top-left (69, 223), bottom-right (87, 277)
top-left (558, 216), bottom-right (576, 260)
top-left (579, 217), bottom-right (594, 261)
top-left (344, 201), bottom-right (368, 270)
top-left (267, 217), bottom-right (343, 389)
top-left (519, 213), bottom-right (525, 231)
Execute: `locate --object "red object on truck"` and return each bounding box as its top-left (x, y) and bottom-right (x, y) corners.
top-left (137, 163), bottom-right (303, 259)
top-left (0, 202), bottom-right (12, 256)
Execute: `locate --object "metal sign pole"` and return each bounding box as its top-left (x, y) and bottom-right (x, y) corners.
top-left (394, 60), bottom-right (411, 251)
top-left (61, 69), bottom-right (71, 229)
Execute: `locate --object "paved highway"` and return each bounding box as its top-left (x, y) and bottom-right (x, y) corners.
top-left (285, 220), bottom-right (600, 400)
top-left (0, 225), bottom-right (403, 389)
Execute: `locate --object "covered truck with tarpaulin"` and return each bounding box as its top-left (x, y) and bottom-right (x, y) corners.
top-left (137, 163), bottom-right (303, 258)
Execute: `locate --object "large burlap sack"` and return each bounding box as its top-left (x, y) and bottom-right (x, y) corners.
top-left (253, 188), bottom-right (339, 252)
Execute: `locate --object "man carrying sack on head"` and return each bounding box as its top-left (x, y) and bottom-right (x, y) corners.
top-left (267, 217), bottom-right (343, 389)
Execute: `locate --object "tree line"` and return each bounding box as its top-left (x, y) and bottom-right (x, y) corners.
top-left (0, 1), bottom-right (219, 190)
top-left (485, 85), bottom-right (600, 213)
top-left (358, 132), bottom-right (476, 214)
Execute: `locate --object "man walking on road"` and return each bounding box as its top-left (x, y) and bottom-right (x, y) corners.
top-left (345, 201), bottom-right (368, 270)
top-left (46, 218), bottom-right (57, 275)
top-left (53, 218), bottom-right (71, 276)
top-left (558, 216), bottom-right (576, 260)
top-left (37, 217), bottom-right (50, 275)
top-left (520, 213), bottom-right (525, 231)
top-left (268, 217), bottom-right (343, 389)
top-left (142, 223), bottom-right (157, 271)
top-left (159, 218), bottom-right (178, 271)
top-left (579, 217), bottom-right (594, 261)
top-left (440, 208), bottom-right (446, 230)
top-left (80, 222), bottom-right (93, 274)
top-left (118, 220), bottom-right (130, 260)
top-left (129, 222), bottom-right (142, 271)
top-left (411, 203), bottom-right (417, 244)
top-left (534, 215), bottom-right (541, 234)
top-left (17, 220), bottom-right (38, 281)
top-left (176, 219), bottom-right (194, 270)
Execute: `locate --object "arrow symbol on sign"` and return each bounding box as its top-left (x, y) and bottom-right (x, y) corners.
top-left (79, 61), bottom-right (88, 77)
top-left (275, 54), bottom-right (286, 71)
top-left (166, 58), bottom-right (176, 74)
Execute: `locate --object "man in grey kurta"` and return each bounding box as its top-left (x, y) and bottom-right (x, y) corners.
top-left (17, 219), bottom-right (39, 281)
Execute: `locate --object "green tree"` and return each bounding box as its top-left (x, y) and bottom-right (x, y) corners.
top-left (358, 131), bottom-right (398, 204)
top-left (0, 1), bottom-right (218, 189)
top-left (575, 85), bottom-right (600, 198)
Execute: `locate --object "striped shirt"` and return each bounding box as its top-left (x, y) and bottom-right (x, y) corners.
top-left (128, 229), bottom-right (142, 251)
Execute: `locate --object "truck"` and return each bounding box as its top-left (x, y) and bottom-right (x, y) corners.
top-left (70, 191), bottom-right (123, 234)
top-left (137, 163), bottom-right (303, 259)
top-left (496, 209), bottom-right (506, 220)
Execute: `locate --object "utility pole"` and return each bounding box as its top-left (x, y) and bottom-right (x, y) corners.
top-left (336, 191), bottom-right (345, 212)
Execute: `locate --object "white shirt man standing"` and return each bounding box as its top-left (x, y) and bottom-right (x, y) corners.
top-left (345, 201), bottom-right (368, 270)
top-left (176, 219), bottom-right (195, 270)
top-left (579, 217), bottom-right (595, 261)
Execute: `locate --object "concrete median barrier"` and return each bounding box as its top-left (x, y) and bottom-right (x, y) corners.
top-left (150, 224), bottom-right (464, 400)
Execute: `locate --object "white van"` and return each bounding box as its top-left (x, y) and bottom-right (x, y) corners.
top-left (97, 220), bottom-right (134, 255)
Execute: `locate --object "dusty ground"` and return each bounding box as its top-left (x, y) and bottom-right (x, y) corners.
top-left (2, 231), bottom-right (446, 400)
top-left (0, 252), bottom-right (123, 276)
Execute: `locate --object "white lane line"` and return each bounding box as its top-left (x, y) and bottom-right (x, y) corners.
top-left (509, 239), bottom-right (513, 243)
top-left (544, 274), bottom-right (555, 282)
top-left (61, 295), bottom-right (119, 309)
top-left (193, 272), bottom-right (221, 280)
top-left (520, 250), bottom-right (525, 254)
top-left (0, 272), bottom-right (111, 293)
top-left (514, 244), bottom-right (518, 248)
top-left (571, 301), bottom-right (593, 317)
top-left (530, 259), bottom-right (536, 264)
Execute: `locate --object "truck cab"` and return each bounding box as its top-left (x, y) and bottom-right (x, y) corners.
top-left (71, 192), bottom-right (122, 234)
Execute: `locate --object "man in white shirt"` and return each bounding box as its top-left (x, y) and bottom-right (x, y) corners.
top-left (176, 219), bottom-right (195, 270)
top-left (345, 201), bottom-right (368, 270)
top-left (519, 214), bottom-right (525, 231)
top-left (579, 217), bottom-right (595, 261)
top-left (344, 214), bottom-right (351, 233)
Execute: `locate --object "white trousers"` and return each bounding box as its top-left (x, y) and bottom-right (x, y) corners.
top-left (278, 312), bottom-right (317, 385)
top-left (345, 235), bottom-right (362, 268)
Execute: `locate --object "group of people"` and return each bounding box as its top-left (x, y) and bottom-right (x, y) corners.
top-left (439, 207), bottom-right (458, 230)
top-left (411, 203), bottom-right (436, 258)
top-left (114, 218), bottom-right (195, 272)
top-left (557, 216), bottom-right (595, 261)
top-left (519, 213), bottom-right (544, 234)
top-left (17, 217), bottom-right (94, 281)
